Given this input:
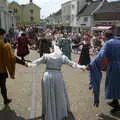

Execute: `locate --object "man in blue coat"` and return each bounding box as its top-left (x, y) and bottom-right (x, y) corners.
top-left (88, 30), bottom-right (120, 113)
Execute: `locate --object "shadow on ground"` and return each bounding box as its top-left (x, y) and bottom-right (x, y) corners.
top-left (28, 112), bottom-right (76, 120)
top-left (0, 105), bottom-right (25, 120)
top-left (111, 111), bottom-right (120, 120)
top-left (28, 116), bottom-right (42, 120)
top-left (98, 113), bottom-right (119, 120)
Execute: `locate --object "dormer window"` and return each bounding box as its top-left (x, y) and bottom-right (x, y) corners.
top-left (30, 16), bottom-right (34, 21)
top-left (30, 9), bottom-right (33, 14)
top-left (14, 8), bottom-right (18, 13)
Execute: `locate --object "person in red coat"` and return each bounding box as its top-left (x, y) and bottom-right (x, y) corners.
top-left (17, 33), bottom-right (31, 61)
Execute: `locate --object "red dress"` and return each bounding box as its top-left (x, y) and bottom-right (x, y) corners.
top-left (17, 37), bottom-right (30, 57)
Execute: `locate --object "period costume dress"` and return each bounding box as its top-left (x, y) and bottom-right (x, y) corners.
top-left (28, 53), bottom-right (85, 120)
top-left (78, 42), bottom-right (91, 65)
top-left (89, 38), bottom-right (120, 106)
top-left (17, 36), bottom-right (31, 58)
top-left (39, 37), bottom-right (52, 57)
top-left (58, 38), bottom-right (72, 60)
top-left (0, 40), bottom-right (15, 78)
top-left (0, 40), bottom-right (15, 103)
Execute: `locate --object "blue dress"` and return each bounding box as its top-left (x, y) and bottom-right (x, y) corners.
top-left (90, 38), bottom-right (120, 105)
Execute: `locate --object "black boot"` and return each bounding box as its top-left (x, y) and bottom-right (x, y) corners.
top-left (110, 106), bottom-right (120, 114)
top-left (107, 99), bottom-right (119, 108)
top-left (4, 98), bottom-right (12, 105)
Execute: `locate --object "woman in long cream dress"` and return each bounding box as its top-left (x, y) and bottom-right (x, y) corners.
top-left (28, 43), bottom-right (86, 120)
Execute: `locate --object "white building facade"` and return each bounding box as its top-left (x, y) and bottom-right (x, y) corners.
top-left (62, 1), bottom-right (72, 27)
top-left (0, 0), bottom-right (16, 31)
top-left (71, 0), bottom-right (78, 31)
top-left (78, 16), bottom-right (93, 29)
top-left (77, 0), bottom-right (103, 31)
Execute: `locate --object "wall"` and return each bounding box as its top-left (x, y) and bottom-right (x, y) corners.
top-left (9, 2), bottom-right (22, 24)
top-left (62, 1), bottom-right (72, 26)
top-left (0, 0), bottom-right (16, 31)
top-left (9, 2), bottom-right (40, 25)
top-left (22, 3), bottom-right (40, 25)
top-left (78, 15), bottom-right (93, 30)
top-left (71, 0), bottom-right (77, 27)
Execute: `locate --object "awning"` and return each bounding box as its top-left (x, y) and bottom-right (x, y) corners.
top-left (92, 26), bottom-right (112, 31)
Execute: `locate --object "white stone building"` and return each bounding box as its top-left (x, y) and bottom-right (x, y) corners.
top-left (46, 9), bottom-right (62, 27)
top-left (77, 0), bottom-right (103, 31)
top-left (71, 0), bottom-right (78, 31)
top-left (0, 0), bottom-right (16, 31)
top-left (61, 1), bottom-right (72, 27)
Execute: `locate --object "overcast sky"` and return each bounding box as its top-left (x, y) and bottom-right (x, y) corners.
top-left (8, 0), bottom-right (118, 19)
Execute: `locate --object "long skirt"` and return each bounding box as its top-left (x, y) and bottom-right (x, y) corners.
top-left (78, 54), bottom-right (90, 65)
top-left (42, 70), bottom-right (70, 120)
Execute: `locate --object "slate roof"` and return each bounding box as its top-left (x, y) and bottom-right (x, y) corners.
top-left (95, 1), bottom-right (120, 14)
top-left (78, 1), bottom-right (101, 16)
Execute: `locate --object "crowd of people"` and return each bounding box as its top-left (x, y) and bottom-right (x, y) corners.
top-left (0, 26), bottom-right (120, 120)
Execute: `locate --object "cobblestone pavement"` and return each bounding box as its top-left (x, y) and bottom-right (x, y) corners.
top-left (0, 50), bottom-right (120, 120)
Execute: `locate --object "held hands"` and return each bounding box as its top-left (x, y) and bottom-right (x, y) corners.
top-left (24, 62), bottom-right (32, 67)
top-left (80, 65), bottom-right (87, 71)
top-left (24, 62), bottom-right (33, 67)
top-left (86, 64), bottom-right (90, 71)
top-left (24, 62), bottom-right (28, 67)
top-left (79, 65), bottom-right (90, 71)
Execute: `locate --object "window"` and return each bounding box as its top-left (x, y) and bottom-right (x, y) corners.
top-left (72, 4), bottom-right (75, 9)
top-left (30, 16), bottom-right (34, 21)
top-left (84, 17), bottom-right (88, 22)
top-left (72, 15), bottom-right (74, 20)
top-left (16, 16), bottom-right (20, 23)
top-left (30, 9), bottom-right (34, 14)
top-left (117, 27), bottom-right (120, 35)
top-left (67, 16), bottom-right (70, 20)
top-left (14, 8), bottom-right (18, 13)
